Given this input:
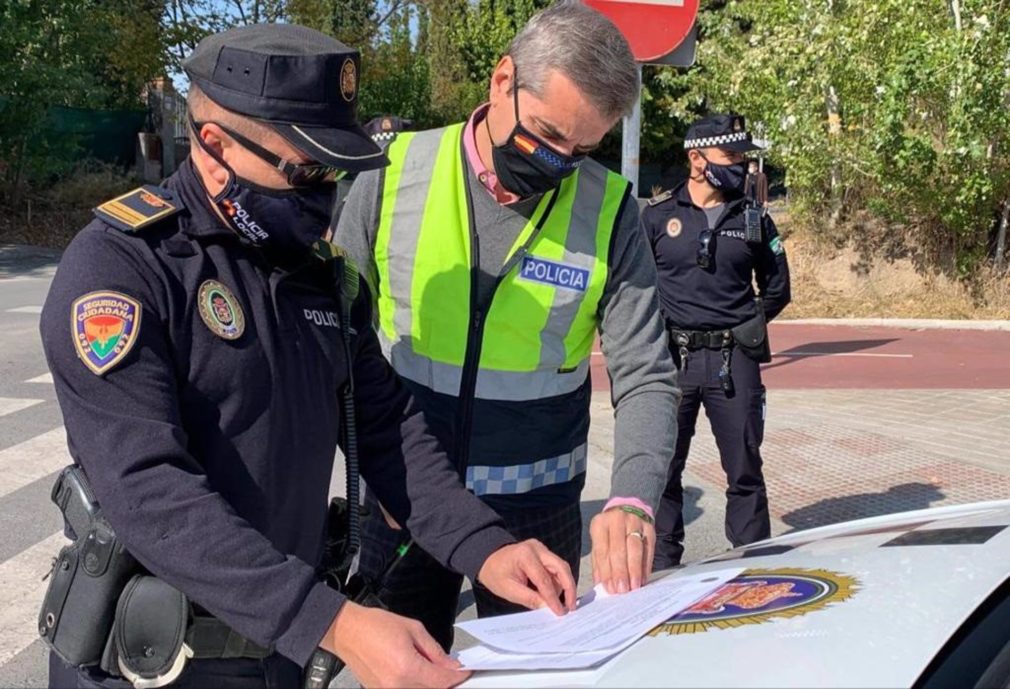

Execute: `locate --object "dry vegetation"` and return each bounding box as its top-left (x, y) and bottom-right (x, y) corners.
top-left (776, 209), bottom-right (1010, 320)
top-left (0, 162), bottom-right (138, 249)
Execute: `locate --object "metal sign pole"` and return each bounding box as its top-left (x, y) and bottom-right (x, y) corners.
top-left (621, 64), bottom-right (643, 196)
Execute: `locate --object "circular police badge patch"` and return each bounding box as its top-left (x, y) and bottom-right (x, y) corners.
top-left (198, 280), bottom-right (245, 340)
top-left (666, 218), bottom-right (683, 238)
top-left (340, 59), bottom-right (357, 102)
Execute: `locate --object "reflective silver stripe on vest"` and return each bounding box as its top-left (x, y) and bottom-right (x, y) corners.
top-left (465, 443), bottom-right (588, 496)
top-left (380, 330), bottom-right (589, 401)
top-left (537, 160), bottom-right (609, 372)
top-left (385, 129), bottom-right (445, 350)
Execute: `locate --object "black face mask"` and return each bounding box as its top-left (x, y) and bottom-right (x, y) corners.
top-left (701, 154), bottom-right (748, 196)
top-left (194, 128), bottom-right (336, 261)
top-left (489, 70), bottom-right (585, 197)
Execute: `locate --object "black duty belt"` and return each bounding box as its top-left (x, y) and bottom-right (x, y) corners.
top-left (668, 327), bottom-right (733, 351)
top-left (669, 326), bottom-right (737, 394)
top-left (187, 614), bottom-right (271, 660)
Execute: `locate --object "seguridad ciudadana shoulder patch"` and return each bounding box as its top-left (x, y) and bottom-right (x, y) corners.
top-left (71, 291), bottom-right (142, 375)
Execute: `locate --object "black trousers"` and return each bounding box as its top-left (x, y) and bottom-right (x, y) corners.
top-left (357, 496), bottom-right (582, 652)
top-left (654, 346), bottom-right (770, 570)
top-left (49, 651), bottom-right (300, 689)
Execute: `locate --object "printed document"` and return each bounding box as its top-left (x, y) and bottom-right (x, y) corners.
top-left (455, 567), bottom-right (743, 669)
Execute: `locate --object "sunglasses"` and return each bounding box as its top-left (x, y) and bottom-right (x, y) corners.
top-left (697, 229), bottom-right (714, 268)
top-left (191, 118), bottom-right (348, 188)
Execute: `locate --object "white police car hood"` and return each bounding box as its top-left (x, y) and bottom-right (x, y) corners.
top-left (465, 500), bottom-right (1010, 688)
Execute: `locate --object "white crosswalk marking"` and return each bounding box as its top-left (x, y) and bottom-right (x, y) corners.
top-left (5, 306), bottom-right (43, 315)
top-left (0, 531), bottom-right (66, 665)
top-left (26, 373), bottom-right (53, 385)
top-left (0, 399), bottom-right (43, 418)
top-left (0, 428), bottom-right (71, 501)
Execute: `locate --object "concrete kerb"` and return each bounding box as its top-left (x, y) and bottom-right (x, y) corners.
top-left (778, 318), bottom-right (1010, 332)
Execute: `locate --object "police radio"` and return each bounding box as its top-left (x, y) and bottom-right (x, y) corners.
top-left (743, 164), bottom-right (768, 245)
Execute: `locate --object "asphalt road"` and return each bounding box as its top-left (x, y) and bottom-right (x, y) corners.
top-left (1, 244), bottom-right (1007, 688)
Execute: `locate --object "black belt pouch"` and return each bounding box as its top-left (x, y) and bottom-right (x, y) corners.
top-left (731, 310), bottom-right (772, 363)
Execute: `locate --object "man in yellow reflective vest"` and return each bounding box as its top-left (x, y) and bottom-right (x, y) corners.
top-left (336, 2), bottom-right (679, 650)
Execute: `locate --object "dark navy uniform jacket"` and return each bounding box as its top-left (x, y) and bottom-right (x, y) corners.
top-left (39, 160), bottom-right (513, 668)
top-left (641, 181), bottom-right (791, 331)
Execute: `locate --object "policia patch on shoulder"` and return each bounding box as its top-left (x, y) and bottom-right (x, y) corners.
top-left (94, 186), bottom-right (179, 232)
top-left (72, 291), bottom-right (142, 375)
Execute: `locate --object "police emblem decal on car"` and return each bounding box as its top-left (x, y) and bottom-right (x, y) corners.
top-left (651, 568), bottom-right (859, 635)
top-left (71, 291), bottom-right (143, 375)
top-left (198, 280), bottom-right (245, 340)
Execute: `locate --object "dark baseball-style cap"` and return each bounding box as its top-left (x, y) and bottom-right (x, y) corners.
top-left (683, 113), bottom-right (763, 153)
top-left (183, 24), bottom-right (387, 172)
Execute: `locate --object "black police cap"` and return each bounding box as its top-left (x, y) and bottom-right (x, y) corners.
top-left (183, 24), bottom-right (387, 173)
top-left (364, 115), bottom-right (414, 137)
top-left (684, 113), bottom-right (762, 153)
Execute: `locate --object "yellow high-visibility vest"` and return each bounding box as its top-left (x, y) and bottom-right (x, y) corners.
top-left (373, 123), bottom-right (630, 496)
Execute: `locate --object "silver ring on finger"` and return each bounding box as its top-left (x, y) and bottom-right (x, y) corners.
top-left (627, 530), bottom-right (645, 541)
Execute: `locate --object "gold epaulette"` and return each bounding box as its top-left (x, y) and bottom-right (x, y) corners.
top-left (94, 186), bottom-right (181, 232)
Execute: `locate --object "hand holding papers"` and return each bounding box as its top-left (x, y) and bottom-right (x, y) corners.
top-left (456, 567), bottom-right (744, 671)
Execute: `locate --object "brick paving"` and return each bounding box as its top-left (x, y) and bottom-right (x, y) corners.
top-left (683, 389), bottom-right (1010, 534)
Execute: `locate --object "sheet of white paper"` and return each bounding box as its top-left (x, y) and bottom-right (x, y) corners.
top-left (456, 567), bottom-right (743, 655)
top-left (456, 644), bottom-right (624, 672)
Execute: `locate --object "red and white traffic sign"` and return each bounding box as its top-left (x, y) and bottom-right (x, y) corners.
top-left (584, 0), bottom-right (700, 63)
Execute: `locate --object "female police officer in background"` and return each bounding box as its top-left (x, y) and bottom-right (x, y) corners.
top-left (641, 114), bottom-right (791, 570)
top-left (41, 24), bottom-right (574, 689)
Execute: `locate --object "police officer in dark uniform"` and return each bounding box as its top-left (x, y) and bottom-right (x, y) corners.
top-left (641, 113), bottom-right (791, 569)
top-left (363, 114), bottom-right (414, 145)
top-left (40, 24), bottom-right (575, 689)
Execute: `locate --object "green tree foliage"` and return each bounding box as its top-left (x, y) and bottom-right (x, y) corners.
top-left (422, 0), bottom-right (548, 121)
top-left (288, 0), bottom-right (434, 125)
top-left (0, 0), bottom-right (165, 195)
top-left (357, 4), bottom-right (434, 124)
top-left (163, 0), bottom-right (287, 70)
top-left (6, 0), bottom-right (1006, 272)
top-left (656, 0), bottom-right (1010, 273)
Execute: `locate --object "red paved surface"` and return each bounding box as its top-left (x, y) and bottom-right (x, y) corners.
top-left (591, 324), bottom-right (1010, 391)
top-left (764, 324), bottom-right (1010, 389)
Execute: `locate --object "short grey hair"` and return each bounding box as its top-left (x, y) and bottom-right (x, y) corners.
top-left (186, 83), bottom-right (271, 140)
top-left (508, 1), bottom-right (639, 120)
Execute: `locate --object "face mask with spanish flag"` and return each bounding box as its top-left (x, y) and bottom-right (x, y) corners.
top-left (489, 68), bottom-right (585, 198)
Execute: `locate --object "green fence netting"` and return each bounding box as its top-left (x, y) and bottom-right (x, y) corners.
top-left (45, 105), bottom-right (148, 166)
top-left (0, 96), bottom-right (147, 167)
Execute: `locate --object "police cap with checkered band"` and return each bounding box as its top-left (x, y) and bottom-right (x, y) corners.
top-left (183, 23), bottom-right (387, 172)
top-left (683, 113), bottom-right (763, 153)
